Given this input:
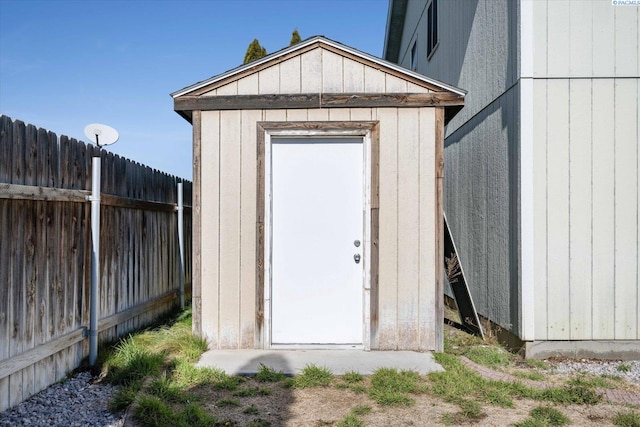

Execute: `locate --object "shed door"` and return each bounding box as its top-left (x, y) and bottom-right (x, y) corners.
top-left (271, 137), bottom-right (364, 345)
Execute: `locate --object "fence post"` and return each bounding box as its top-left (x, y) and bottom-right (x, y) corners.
top-left (89, 157), bottom-right (101, 366)
top-left (177, 182), bottom-right (185, 310)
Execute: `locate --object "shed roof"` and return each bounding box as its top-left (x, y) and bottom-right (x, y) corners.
top-left (171, 36), bottom-right (465, 123)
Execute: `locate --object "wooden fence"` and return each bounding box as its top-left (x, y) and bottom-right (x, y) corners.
top-left (0, 115), bottom-right (192, 411)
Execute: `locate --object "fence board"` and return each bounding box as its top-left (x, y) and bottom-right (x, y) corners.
top-left (0, 116), bottom-right (192, 412)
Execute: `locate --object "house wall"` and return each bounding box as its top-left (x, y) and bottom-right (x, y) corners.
top-left (529, 1), bottom-right (640, 341)
top-left (196, 106), bottom-right (441, 351)
top-left (392, 0), bottom-right (522, 335)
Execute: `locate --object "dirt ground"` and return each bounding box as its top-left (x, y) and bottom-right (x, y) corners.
top-left (189, 375), bottom-right (630, 426)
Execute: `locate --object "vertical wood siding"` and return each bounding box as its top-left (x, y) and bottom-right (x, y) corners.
top-left (199, 107), bottom-right (439, 350)
top-left (203, 46), bottom-right (433, 97)
top-left (533, 1), bottom-right (639, 78)
top-left (533, 78), bottom-right (639, 340)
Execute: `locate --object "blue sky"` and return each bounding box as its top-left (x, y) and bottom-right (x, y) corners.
top-left (0, 0), bottom-right (389, 180)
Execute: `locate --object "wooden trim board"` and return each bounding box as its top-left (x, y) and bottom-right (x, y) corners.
top-left (175, 93), bottom-right (464, 113)
top-left (256, 121), bottom-right (380, 349)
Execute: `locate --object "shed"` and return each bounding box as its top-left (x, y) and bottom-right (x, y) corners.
top-left (171, 36), bottom-right (465, 352)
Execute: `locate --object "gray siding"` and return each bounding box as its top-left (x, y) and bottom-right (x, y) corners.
top-left (396, 0), bottom-right (521, 334)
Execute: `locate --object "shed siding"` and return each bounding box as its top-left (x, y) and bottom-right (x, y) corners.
top-left (198, 107), bottom-right (439, 350)
top-left (204, 46), bottom-right (434, 97)
top-left (533, 78), bottom-right (639, 341)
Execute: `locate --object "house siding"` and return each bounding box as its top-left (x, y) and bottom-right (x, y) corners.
top-left (529, 1), bottom-right (639, 341)
top-left (394, 0), bottom-right (521, 335)
top-left (388, 0), bottom-right (640, 346)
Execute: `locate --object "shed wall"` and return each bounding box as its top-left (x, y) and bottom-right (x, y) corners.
top-left (197, 107), bottom-right (440, 350)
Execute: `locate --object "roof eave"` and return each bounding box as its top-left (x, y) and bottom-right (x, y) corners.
top-left (383, 0), bottom-right (408, 63)
top-left (171, 35), bottom-right (465, 100)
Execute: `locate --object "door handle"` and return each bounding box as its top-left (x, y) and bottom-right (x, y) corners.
top-left (354, 254), bottom-right (361, 264)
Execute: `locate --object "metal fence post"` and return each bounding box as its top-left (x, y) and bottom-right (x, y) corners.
top-left (177, 182), bottom-right (185, 310)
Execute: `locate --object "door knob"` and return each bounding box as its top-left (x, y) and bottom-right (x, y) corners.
top-left (354, 254), bottom-right (361, 264)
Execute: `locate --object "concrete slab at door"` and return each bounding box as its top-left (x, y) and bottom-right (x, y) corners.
top-left (271, 137), bottom-right (364, 345)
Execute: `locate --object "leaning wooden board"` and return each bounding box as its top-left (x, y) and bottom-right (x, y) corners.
top-left (444, 213), bottom-right (484, 338)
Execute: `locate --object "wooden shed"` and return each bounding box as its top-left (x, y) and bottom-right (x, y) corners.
top-left (171, 36), bottom-right (465, 352)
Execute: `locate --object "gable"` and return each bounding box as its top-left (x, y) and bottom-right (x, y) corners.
top-left (171, 37), bottom-right (465, 124)
top-left (199, 46), bottom-right (434, 97)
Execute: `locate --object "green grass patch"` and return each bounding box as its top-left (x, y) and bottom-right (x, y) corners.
top-left (368, 368), bottom-right (426, 407)
top-left (463, 345), bottom-right (511, 368)
top-left (514, 371), bottom-right (546, 381)
top-left (514, 406), bottom-right (571, 427)
top-left (618, 363), bottom-right (632, 373)
top-left (568, 374), bottom-right (618, 389)
top-left (255, 364), bottom-right (286, 382)
top-left (133, 395), bottom-right (176, 426)
top-left (613, 410), bottom-right (640, 427)
top-left (337, 414), bottom-right (364, 427)
top-left (293, 364), bottom-right (333, 388)
top-left (441, 399), bottom-right (486, 425)
top-left (147, 374), bottom-right (198, 403)
top-left (243, 405), bottom-right (260, 415)
top-left (342, 371), bottom-right (364, 383)
top-left (233, 386), bottom-right (271, 397)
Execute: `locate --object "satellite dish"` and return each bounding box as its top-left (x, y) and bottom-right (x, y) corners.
top-left (84, 123), bottom-right (119, 148)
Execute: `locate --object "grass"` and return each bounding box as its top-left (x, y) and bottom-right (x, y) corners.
top-left (368, 368), bottom-right (427, 406)
top-left (513, 406), bottom-right (571, 427)
top-left (336, 405), bottom-right (372, 427)
top-left (255, 363), bottom-right (286, 382)
top-left (618, 363), bottom-right (632, 373)
top-left (613, 410), bottom-right (640, 427)
top-left (99, 309), bottom-right (631, 426)
top-left (292, 364), bottom-right (333, 388)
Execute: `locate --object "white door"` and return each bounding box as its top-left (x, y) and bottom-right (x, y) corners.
top-left (270, 137), bottom-right (364, 345)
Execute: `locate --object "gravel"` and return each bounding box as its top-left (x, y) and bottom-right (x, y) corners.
top-left (549, 359), bottom-right (640, 384)
top-left (0, 371), bottom-right (125, 427)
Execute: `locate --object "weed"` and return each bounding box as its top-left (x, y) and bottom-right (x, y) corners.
top-left (613, 410), bottom-right (640, 427)
top-left (103, 337), bottom-right (166, 385)
top-left (337, 414), bottom-right (364, 427)
top-left (525, 359), bottom-right (549, 370)
top-left (514, 371), bottom-right (545, 381)
top-left (441, 399), bottom-right (486, 425)
top-left (147, 374), bottom-right (197, 403)
top-left (601, 373), bottom-right (623, 381)
top-left (538, 385), bottom-right (602, 405)
top-left (293, 364), bottom-right (333, 388)
top-left (568, 374), bottom-right (617, 389)
top-left (342, 371), bottom-right (364, 383)
top-left (171, 358), bottom-right (228, 388)
top-left (350, 405), bottom-right (372, 416)
top-left (464, 345), bottom-right (510, 368)
top-left (180, 403), bottom-right (217, 427)
top-left (243, 405), bottom-right (260, 415)
top-left (255, 364), bottom-right (286, 382)
top-left (618, 363), bottom-right (632, 373)
top-left (368, 368), bottom-right (426, 406)
top-left (133, 395), bottom-right (175, 426)
top-left (217, 398), bottom-right (240, 407)
top-left (514, 406), bottom-right (570, 427)
top-left (233, 387), bottom-right (272, 397)
top-left (109, 382), bottom-right (141, 412)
